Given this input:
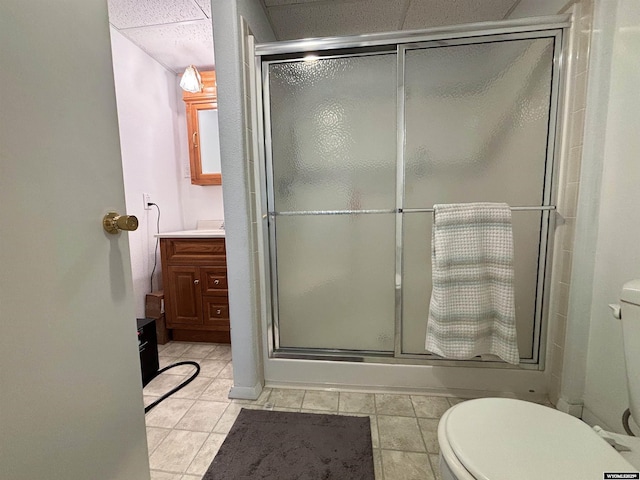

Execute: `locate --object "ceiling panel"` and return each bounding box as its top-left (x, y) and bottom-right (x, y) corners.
top-left (107, 0), bottom-right (523, 77)
top-left (120, 20), bottom-right (214, 73)
top-left (108, 0), bottom-right (206, 29)
top-left (267, 0), bottom-right (410, 40)
top-left (193, 0), bottom-right (212, 18)
top-left (402, 0), bottom-right (517, 30)
top-left (265, 0), bottom-right (344, 6)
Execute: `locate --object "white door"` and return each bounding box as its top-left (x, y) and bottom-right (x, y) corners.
top-left (0, 2), bottom-right (150, 479)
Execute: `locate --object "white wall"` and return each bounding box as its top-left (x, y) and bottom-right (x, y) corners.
top-left (111, 28), bottom-right (183, 316)
top-left (512, 0), bottom-right (640, 429)
top-left (557, 0), bottom-right (614, 412)
top-left (581, 0), bottom-right (640, 431)
top-left (111, 28), bottom-right (223, 317)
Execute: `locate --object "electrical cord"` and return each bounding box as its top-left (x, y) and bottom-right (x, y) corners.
top-left (149, 203), bottom-right (160, 292)
top-left (139, 203), bottom-right (202, 413)
top-left (144, 361), bottom-right (201, 414)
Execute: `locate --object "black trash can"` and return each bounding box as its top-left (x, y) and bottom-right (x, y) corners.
top-left (137, 318), bottom-right (159, 387)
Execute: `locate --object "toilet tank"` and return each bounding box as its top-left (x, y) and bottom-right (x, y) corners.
top-left (620, 279), bottom-right (640, 425)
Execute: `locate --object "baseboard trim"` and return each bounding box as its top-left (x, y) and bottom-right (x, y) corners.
top-left (556, 397), bottom-right (584, 417)
top-left (229, 381), bottom-right (263, 401)
top-left (264, 381), bottom-right (548, 403)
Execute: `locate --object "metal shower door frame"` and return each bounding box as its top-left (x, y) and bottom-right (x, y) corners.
top-left (255, 15), bottom-right (569, 369)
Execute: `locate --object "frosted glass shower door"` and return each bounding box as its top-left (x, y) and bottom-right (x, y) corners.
top-left (266, 53), bottom-right (397, 352)
top-left (401, 37), bottom-right (557, 359)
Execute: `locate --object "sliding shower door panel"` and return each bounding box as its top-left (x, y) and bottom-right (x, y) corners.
top-left (266, 52), bottom-right (397, 353)
top-left (268, 54), bottom-right (397, 213)
top-left (402, 211), bottom-right (544, 358)
top-left (275, 214), bottom-right (396, 351)
top-left (404, 38), bottom-right (555, 207)
top-left (401, 37), bottom-right (556, 360)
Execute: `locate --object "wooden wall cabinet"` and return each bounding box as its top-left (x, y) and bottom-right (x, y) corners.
top-left (160, 237), bottom-right (230, 343)
top-left (183, 70), bottom-right (222, 186)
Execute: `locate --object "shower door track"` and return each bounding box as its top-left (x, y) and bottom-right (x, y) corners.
top-left (254, 15), bottom-right (570, 56)
top-left (256, 15), bottom-right (569, 371)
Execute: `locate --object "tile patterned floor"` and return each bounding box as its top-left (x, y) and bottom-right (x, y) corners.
top-left (146, 341), bottom-right (550, 480)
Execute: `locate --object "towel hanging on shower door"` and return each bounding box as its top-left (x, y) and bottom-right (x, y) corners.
top-left (425, 203), bottom-right (520, 365)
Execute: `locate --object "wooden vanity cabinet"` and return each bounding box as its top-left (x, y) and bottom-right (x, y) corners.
top-left (160, 237), bottom-right (230, 343)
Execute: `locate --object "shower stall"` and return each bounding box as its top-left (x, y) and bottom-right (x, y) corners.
top-left (252, 16), bottom-right (569, 392)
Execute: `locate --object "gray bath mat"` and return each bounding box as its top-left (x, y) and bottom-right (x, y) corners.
top-left (203, 408), bottom-right (374, 480)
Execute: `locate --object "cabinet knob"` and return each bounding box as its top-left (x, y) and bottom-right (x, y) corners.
top-left (214, 279), bottom-right (220, 285)
top-left (194, 279), bottom-right (199, 285)
top-left (216, 309), bottom-right (222, 315)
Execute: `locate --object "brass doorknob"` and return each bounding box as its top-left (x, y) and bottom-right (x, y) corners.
top-left (103, 212), bottom-right (139, 234)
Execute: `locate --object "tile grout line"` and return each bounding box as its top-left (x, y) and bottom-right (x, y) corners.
top-left (408, 393), bottom-right (429, 457)
top-left (373, 394), bottom-right (386, 480)
top-left (411, 401), bottom-right (435, 475)
top-left (410, 396), bottom-right (431, 456)
top-left (426, 453), bottom-right (439, 480)
top-left (146, 426), bottom-right (171, 457)
top-left (183, 430), bottom-right (215, 477)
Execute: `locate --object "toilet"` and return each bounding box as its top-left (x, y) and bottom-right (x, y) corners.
top-left (438, 280), bottom-right (640, 479)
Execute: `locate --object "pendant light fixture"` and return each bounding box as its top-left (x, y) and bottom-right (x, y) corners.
top-left (180, 65), bottom-right (203, 93)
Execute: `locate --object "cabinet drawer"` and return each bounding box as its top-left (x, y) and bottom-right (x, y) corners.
top-left (201, 267), bottom-right (228, 296)
top-left (203, 297), bottom-right (230, 331)
top-left (162, 238), bottom-right (225, 264)
top-left (205, 303), bottom-right (229, 319)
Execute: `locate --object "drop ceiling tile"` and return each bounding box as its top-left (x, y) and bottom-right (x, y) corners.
top-left (108, 0), bottom-right (206, 29)
top-left (401, 0), bottom-right (517, 30)
top-left (267, 0), bottom-right (408, 40)
top-left (193, 0), bottom-right (212, 18)
top-left (121, 20), bottom-right (214, 73)
top-left (265, 0), bottom-right (335, 6)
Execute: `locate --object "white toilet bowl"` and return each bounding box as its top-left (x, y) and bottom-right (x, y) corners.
top-left (438, 397), bottom-right (639, 480)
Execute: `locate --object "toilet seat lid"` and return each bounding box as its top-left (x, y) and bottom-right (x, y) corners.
top-left (444, 398), bottom-right (635, 480)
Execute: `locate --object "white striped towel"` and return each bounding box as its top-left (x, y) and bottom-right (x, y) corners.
top-left (425, 203), bottom-right (520, 365)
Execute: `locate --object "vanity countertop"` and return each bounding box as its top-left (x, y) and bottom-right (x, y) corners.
top-left (155, 229), bottom-right (225, 238)
top-left (156, 220), bottom-right (225, 238)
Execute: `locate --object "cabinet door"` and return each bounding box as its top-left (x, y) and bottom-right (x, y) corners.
top-left (166, 266), bottom-right (202, 326)
top-left (186, 102), bottom-right (222, 186)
